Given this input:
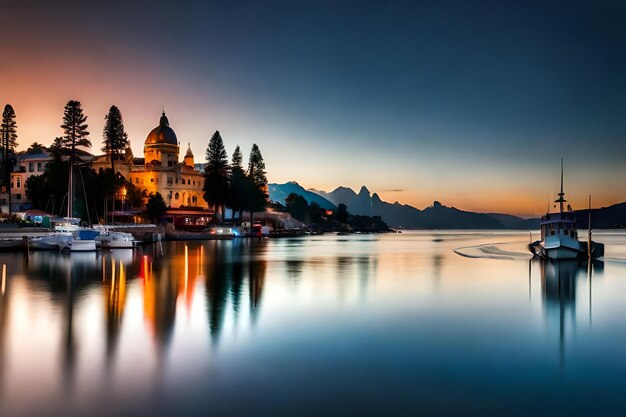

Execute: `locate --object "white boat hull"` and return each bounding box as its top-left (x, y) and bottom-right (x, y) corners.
top-left (69, 240), bottom-right (97, 251)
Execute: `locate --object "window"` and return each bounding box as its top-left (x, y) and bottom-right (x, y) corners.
top-left (175, 192), bottom-right (179, 200)
top-left (168, 191), bottom-right (172, 199)
top-left (37, 162), bottom-right (42, 171)
top-left (135, 177), bottom-right (139, 184)
top-left (167, 177), bottom-right (173, 186)
top-left (168, 160), bottom-right (173, 167)
top-left (150, 178), bottom-right (154, 183)
top-left (28, 163), bottom-right (34, 172)
top-left (193, 180), bottom-right (195, 185)
top-left (187, 179), bottom-right (191, 185)
top-left (175, 179), bottom-right (178, 184)
top-left (16, 178), bottom-right (21, 188)
top-left (16, 194), bottom-right (21, 200)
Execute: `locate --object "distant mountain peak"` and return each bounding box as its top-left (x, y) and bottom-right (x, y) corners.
top-left (358, 185), bottom-right (370, 196)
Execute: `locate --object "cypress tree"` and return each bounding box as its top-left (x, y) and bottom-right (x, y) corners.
top-left (245, 144), bottom-right (269, 221)
top-left (102, 105), bottom-right (128, 173)
top-left (228, 145), bottom-right (246, 223)
top-left (202, 130), bottom-right (230, 222)
top-left (60, 100), bottom-right (90, 217)
top-left (1, 105), bottom-right (17, 213)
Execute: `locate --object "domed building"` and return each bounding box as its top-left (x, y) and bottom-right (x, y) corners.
top-left (91, 112), bottom-right (214, 225)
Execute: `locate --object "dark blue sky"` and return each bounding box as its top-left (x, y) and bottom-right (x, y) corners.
top-left (2, 0), bottom-right (625, 214)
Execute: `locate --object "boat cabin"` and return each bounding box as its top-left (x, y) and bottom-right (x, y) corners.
top-left (540, 211), bottom-right (578, 241)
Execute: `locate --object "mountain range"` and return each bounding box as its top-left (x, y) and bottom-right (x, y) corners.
top-left (269, 182), bottom-right (502, 229)
top-left (269, 182), bottom-right (626, 229)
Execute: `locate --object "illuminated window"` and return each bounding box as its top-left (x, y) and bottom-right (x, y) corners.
top-left (135, 177), bottom-right (139, 184)
top-left (175, 192), bottom-right (179, 200)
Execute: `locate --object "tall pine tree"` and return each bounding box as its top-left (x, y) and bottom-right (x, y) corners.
top-left (102, 105), bottom-right (128, 173)
top-left (227, 145), bottom-right (247, 223)
top-left (246, 144), bottom-right (268, 221)
top-left (202, 130), bottom-right (230, 222)
top-left (1, 105), bottom-right (17, 213)
top-left (60, 100), bottom-right (90, 217)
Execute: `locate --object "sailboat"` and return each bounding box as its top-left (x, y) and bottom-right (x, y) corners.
top-left (529, 160), bottom-right (604, 260)
top-left (31, 157), bottom-right (99, 251)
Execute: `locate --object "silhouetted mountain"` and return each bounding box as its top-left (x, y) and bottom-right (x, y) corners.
top-left (508, 218), bottom-right (541, 230)
top-left (486, 213), bottom-right (525, 227)
top-left (312, 185), bottom-right (503, 229)
top-left (576, 202), bottom-right (626, 229)
top-left (508, 202), bottom-right (626, 230)
top-left (268, 182), bottom-right (336, 210)
top-left (281, 182), bottom-right (626, 230)
top-left (419, 201), bottom-right (504, 229)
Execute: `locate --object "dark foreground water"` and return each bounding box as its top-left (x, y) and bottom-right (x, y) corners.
top-left (1, 231), bottom-right (626, 416)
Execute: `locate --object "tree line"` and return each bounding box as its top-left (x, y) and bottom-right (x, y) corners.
top-left (202, 130), bottom-right (268, 224)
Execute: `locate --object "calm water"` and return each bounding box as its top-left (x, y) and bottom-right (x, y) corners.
top-left (1, 231), bottom-right (626, 416)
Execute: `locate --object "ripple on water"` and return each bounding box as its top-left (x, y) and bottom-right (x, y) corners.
top-left (454, 241), bottom-right (533, 260)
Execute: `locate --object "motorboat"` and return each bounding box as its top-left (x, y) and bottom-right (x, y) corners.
top-left (529, 161), bottom-right (604, 260)
top-left (65, 229), bottom-right (100, 251)
top-left (30, 234), bottom-right (72, 251)
top-left (95, 230), bottom-right (139, 249)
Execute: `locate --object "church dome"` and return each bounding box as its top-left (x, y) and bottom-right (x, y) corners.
top-left (145, 112), bottom-right (178, 146)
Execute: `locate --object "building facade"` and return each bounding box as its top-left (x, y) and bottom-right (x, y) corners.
top-left (91, 112), bottom-right (214, 225)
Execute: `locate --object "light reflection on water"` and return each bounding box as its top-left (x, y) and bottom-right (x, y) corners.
top-left (0, 232), bottom-right (626, 416)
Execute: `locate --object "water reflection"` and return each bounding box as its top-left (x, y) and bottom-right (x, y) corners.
top-left (0, 264), bottom-right (9, 401)
top-left (1, 232), bottom-right (625, 417)
top-left (537, 258), bottom-right (604, 371)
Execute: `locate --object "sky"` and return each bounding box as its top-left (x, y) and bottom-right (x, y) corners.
top-left (1, 0), bottom-right (625, 217)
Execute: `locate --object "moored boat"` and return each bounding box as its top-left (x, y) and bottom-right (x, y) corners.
top-left (529, 161), bottom-right (604, 260)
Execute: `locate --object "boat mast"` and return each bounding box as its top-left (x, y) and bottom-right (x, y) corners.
top-left (555, 158), bottom-right (566, 214)
top-left (67, 159), bottom-right (73, 218)
top-left (587, 194), bottom-right (592, 259)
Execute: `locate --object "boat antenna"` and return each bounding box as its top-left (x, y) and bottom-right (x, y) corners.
top-left (555, 158), bottom-right (566, 214)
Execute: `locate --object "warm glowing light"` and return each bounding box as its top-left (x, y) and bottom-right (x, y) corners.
top-left (184, 244), bottom-right (189, 298)
top-left (1, 264), bottom-right (5, 295)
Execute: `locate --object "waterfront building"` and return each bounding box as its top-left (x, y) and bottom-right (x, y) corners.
top-left (91, 112), bottom-right (214, 225)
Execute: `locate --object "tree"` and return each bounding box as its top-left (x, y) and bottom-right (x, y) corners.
top-left (245, 144), bottom-right (269, 222)
top-left (202, 130), bottom-right (230, 222)
top-left (335, 203), bottom-right (349, 223)
top-left (1, 104), bottom-right (17, 213)
top-left (1, 105), bottom-right (18, 153)
top-left (227, 145), bottom-right (248, 223)
top-left (102, 105), bottom-right (128, 173)
top-left (25, 175), bottom-right (47, 209)
top-left (145, 192), bottom-right (167, 223)
top-left (27, 142), bottom-right (45, 151)
top-left (60, 100), bottom-right (90, 218)
top-left (285, 193), bottom-right (309, 223)
top-left (247, 143), bottom-right (267, 190)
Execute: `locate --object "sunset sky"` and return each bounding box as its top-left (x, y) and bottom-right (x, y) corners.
top-left (1, 0), bottom-right (625, 217)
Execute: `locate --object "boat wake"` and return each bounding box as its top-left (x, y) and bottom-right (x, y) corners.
top-left (454, 241), bottom-right (533, 260)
